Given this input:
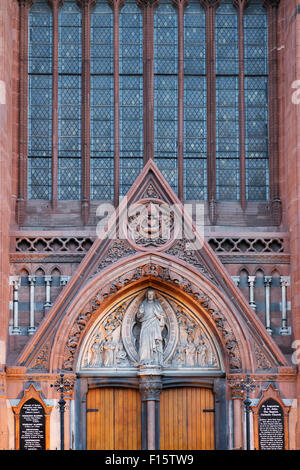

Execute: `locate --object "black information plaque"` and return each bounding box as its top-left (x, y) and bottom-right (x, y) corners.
top-left (19, 398), bottom-right (46, 450)
top-left (258, 398), bottom-right (285, 450)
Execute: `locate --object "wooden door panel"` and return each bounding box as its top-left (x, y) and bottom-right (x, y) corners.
top-left (160, 387), bottom-right (215, 450)
top-left (87, 387), bottom-right (141, 450)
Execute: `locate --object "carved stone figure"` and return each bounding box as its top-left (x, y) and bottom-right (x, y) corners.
top-left (137, 289), bottom-right (166, 365)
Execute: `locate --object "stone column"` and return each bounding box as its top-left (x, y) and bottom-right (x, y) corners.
top-left (280, 276), bottom-right (290, 335)
top-left (138, 366), bottom-right (162, 450)
top-left (248, 275), bottom-right (256, 311)
top-left (264, 275), bottom-right (273, 335)
top-left (229, 383), bottom-right (244, 450)
top-left (44, 275), bottom-right (53, 311)
top-left (28, 275), bottom-right (36, 335)
top-left (11, 277), bottom-right (21, 335)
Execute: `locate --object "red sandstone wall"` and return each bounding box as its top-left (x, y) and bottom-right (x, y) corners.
top-left (278, 0), bottom-right (300, 448)
top-left (0, 0), bottom-right (19, 449)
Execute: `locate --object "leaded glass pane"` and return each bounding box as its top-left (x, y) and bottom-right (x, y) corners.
top-left (28, 0), bottom-right (52, 200)
top-left (215, 0), bottom-right (238, 75)
top-left (119, 0), bottom-right (143, 197)
top-left (244, 0), bottom-right (268, 76)
top-left (183, 0), bottom-right (206, 201)
top-left (215, 0), bottom-right (239, 201)
top-left (245, 77), bottom-right (269, 201)
top-left (184, 1), bottom-right (205, 75)
top-left (120, 75), bottom-right (143, 196)
top-left (216, 76), bottom-right (239, 201)
top-left (154, 0), bottom-right (177, 192)
top-left (120, 0), bottom-right (143, 74)
top-left (58, 0), bottom-right (81, 74)
top-left (184, 76), bottom-right (207, 200)
top-left (90, 2), bottom-right (114, 200)
top-left (91, 2), bottom-right (113, 74)
top-left (58, 0), bottom-right (81, 200)
top-left (244, 0), bottom-right (269, 201)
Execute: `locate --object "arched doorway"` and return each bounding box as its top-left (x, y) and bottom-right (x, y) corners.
top-left (77, 286), bottom-right (224, 450)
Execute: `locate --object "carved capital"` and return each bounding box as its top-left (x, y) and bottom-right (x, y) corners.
top-left (232, 0), bottom-right (250, 11)
top-left (262, 0), bottom-right (280, 8)
top-left (77, 0), bottom-right (96, 8)
top-left (47, 0), bottom-right (63, 9)
top-left (199, 0), bottom-right (220, 9)
top-left (172, 0), bottom-right (189, 9)
top-left (139, 373), bottom-right (162, 401)
top-left (18, 0), bottom-right (34, 9)
top-left (108, 0), bottom-right (126, 10)
top-left (137, 0), bottom-right (160, 9)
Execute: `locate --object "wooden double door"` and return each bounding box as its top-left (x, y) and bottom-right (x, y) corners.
top-left (86, 386), bottom-right (215, 450)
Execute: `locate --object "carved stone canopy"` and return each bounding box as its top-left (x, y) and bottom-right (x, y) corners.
top-left (78, 288), bottom-right (222, 374)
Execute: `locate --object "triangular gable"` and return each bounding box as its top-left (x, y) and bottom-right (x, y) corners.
top-left (17, 160), bottom-right (288, 369)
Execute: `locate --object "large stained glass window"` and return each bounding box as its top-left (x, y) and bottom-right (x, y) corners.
top-left (58, 0), bottom-right (81, 200)
top-left (183, 0), bottom-right (206, 200)
top-left (119, 0), bottom-right (143, 197)
top-left (26, 0), bottom-right (272, 209)
top-left (28, 0), bottom-right (52, 200)
top-left (215, 0), bottom-right (239, 201)
top-left (90, 1), bottom-right (114, 200)
top-left (244, 0), bottom-right (269, 201)
top-left (154, 0), bottom-right (178, 192)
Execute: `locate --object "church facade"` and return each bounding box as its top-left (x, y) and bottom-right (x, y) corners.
top-left (0, 0), bottom-right (300, 450)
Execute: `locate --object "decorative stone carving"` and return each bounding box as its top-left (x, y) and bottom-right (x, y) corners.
top-left (137, 289), bottom-right (166, 366)
top-left (94, 240), bottom-right (136, 274)
top-left (79, 288), bottom-right (221, 373)
top-left (166, 239), bottom-right (217, 285)
top-left (142, 183), bottom-right (160, 199)
top-left (82, 303), bottom-right (131, 369)
top-left (170, 306), bottom-right (219, 369)
top-left (254, 342), bottom-right (274, 370)
top-left (127, 201), bottom-right (174, 249)
top-left (58, 262), bottom-right (243, 372)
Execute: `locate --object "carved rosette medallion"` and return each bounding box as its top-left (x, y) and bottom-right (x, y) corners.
top-left (124, 200), bottom-right (176, 251)
top-left (79, 288), bottom-right (222, 374)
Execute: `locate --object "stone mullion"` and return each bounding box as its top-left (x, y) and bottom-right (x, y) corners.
top-left (173, 0), bottom-right (188, 202)
top-left (233, 0), bottom-right (249, 212)
top-left (263, 0), bottom-right (281, 225)
top-left (78, 0), bottom-right (95, 224)
top-left (139, 0), bottom-right (159, 165)
top-left (48, 0), bottom-right (62, 210)
top-left (200, 0), bottom-right (219, 224)
top-left (17, 0), bottom-right (34, 225)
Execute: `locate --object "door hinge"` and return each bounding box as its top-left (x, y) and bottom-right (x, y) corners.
top-left (203, 409), bottom-right (215, 413)
top-left (87, 408), bottom-right (99, 412)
